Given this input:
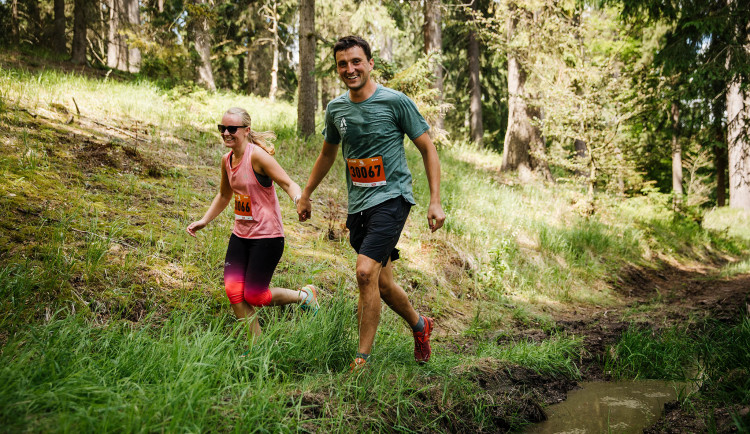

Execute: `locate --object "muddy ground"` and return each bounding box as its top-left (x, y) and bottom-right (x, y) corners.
top-left (471, 264), bottom-right (750, 433)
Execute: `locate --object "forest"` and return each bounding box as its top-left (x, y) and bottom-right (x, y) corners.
top-left (2, 0), bottom-right (750, 209)
top-left (1, 0), bottom-right (750, 432)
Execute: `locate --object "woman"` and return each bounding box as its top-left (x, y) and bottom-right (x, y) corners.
top-left (187, 107), bottom-right (318, 337)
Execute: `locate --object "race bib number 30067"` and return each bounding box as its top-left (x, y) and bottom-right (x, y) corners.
top-left (346, 156), bottom-right (386, 187)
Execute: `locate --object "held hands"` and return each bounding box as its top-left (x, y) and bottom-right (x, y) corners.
top-left (186, 220), bottom-right (207, 237)
top-left (427, 202), bottom-right (446, 233)
top-left (297, 196), bottom-right (312, 222)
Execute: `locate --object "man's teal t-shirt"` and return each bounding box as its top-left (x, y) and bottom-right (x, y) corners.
top-left (323, 85), bottom-right (430, 214)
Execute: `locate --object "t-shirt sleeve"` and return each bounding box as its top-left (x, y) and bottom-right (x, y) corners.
top-left (322, 105), bottom-right (341, 145)
top-left (395, 94), bottom-right (430, 140)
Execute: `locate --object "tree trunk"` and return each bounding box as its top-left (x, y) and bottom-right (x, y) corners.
top-left (574, 139), bottom-right (587, 172)
top-left (246, 43), bottom-right (259, 95)
top-left (501, 9), bottom-right (533, 172)
top-left (713, 102), bottom-right (728, 207)
top-left (11, 0), bottom-right (19, 44)
top-left (715, 139), bottom-right (728, 207)
top-left (237, 52), bottom-right (245, 91)
top-left (125, 0), bottom-right (140, 72)
top-left (269, 41), bottom-right (278, 102)
top-left (671, 101), bottom-right (684, 205)
top-left (107, 0), bottom-right (140, 72)
top-left (468, 0), bottom-right (483, 145)
top-left (297, 0), bottom-right (316, 137)
top-left (26, 0), bottom-right (42, 44)
top-left (502, 39), bottom-right (530, 172)
top-left (423, 0), bottom-right (444, 131)
top-left (193, 0), bottom-right (216, 91)
top-left (380, 35), bottom-right (393, 62)
top-left (267, 2), bottom-right (279, 102)
top-left (501, 8), bottom-right (552, 181)
top-left (727, 79), bottom-right (750, 210)
top-left (527, 105), bottom-right (554, 181)
top-left (71, 0), bottom-right (88, 64)
top-left (725, 0), bottom-right (750, 210)
top-left (107, 0), bottom-right (121, 69)
top-left (320, 76), bottom-right (334, 111)
top-left (53, 0), bottom-right (66, 54)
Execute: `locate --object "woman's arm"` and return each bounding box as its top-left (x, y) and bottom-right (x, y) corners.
top-left (252, 149), bottom-right (302, 206)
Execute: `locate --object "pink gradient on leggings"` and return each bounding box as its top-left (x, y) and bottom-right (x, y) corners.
top-left (224, 276), bottom-right (272, 306)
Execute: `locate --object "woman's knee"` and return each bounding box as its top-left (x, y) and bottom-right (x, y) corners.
top-left (225, 280), bottom-right (245, 304)
top-left (244, 287), bottom-right (272, 306)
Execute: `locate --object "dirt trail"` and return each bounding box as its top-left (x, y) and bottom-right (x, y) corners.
top-left (497, 264), bottom-right (750, 432)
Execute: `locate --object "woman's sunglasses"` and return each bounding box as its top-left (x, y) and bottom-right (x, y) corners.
top-left (218, 125), bottom-right (245, 134)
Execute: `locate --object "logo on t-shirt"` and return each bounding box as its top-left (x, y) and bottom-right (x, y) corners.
top-left (339, 117), bottom-right (347, 136)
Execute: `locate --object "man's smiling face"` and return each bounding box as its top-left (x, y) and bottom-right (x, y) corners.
top-left (335, 46), bottom-right (374, 92)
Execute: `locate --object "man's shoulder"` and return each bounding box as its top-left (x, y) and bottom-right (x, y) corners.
top-left (376, 85), bottom-right (408, 101)
top-left (326, 93), bottom-right (350, 110)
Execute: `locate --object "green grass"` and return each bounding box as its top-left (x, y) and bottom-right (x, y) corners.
top-left (605, 320), bottom-right (750, 430)
top-left (704, 207), bottom-right (750, 241)
top-left (0, 295), bottom-right (584, 432)
top-left (1, 53), bottom-right (750, 431)
top-left (605, 325), bottom-right (700, 381)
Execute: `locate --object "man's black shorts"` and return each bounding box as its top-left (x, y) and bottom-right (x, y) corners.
top-left (346, 196), bottom-right (412, 266)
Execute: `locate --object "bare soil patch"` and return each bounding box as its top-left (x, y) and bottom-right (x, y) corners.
top-left (546, 264), bottom-right (749, 433)
top-left (435, 263), bottom-right (750, 432)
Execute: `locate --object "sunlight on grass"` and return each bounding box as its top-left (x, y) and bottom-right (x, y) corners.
top-left (703, 207), bottom-right (750, 241)
top-left (2, 58), bottom-right (749, 432)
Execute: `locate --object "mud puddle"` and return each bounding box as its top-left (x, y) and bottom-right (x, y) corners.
top-left (525, 380), bottom-right (689, 434)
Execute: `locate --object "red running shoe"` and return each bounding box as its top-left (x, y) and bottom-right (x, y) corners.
top-left (413, 316), bottom-right (434, 364)
top-left (349, 357), bottom-right (367, 373)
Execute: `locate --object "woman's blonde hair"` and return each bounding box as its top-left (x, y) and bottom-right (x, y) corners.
top-left (225, 107), bottom-right (276, 155)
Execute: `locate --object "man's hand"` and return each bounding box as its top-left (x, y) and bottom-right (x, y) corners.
top-left (427, 202), bottom-right (445, 233)
top-left (297, 196), bottom-right (312, 222)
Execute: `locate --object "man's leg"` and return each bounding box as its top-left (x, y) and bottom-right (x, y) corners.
top-left (379, 257), bottom-right (434, 364)
top-left (355, 254), bottom-right (384, 355)
top-left (378, 258), bottom-right (420, 327)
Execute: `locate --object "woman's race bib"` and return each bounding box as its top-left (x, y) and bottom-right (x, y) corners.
top-left (234, 194), bottom-right (253, 220)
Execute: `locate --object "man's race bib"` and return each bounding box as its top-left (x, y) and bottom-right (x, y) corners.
top-left (346, 156), bottom-right (386, 187)
top-left (234, 194), bottom-right (253, 220)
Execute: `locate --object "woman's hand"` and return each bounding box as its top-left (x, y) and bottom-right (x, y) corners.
top-left (186, 220), bottom-right (207, 237)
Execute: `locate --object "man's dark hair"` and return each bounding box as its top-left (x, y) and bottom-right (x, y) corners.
top-left (333, 35), bottom-right (372, 61)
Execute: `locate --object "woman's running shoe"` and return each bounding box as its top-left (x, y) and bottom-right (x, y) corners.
top-left (300, 284), bottom-right (320, 315)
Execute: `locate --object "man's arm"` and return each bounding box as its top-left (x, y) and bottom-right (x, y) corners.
top-left (412, 132), bottom-right (446, 233)
top-left (297, 140), bottom-right (339, 221)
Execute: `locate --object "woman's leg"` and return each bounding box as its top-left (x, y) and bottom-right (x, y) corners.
top-left (230, 301), bottom-right (262, 336)
top-left (267, 287), bottom-right (304, 305)
top-left (244, 237), bottom-right (314, 307)
top-left (224, 234), bottom-right (263, 337)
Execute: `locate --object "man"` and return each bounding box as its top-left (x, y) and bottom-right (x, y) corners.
top-left (296, 35), bottom-right (446, 370)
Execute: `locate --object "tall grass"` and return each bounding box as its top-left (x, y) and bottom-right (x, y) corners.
top-left (605, 325), bottom-right (700, 380)
top-left (2, 55), bottom-right (750, 431)
top-left (476, 334), bottom-right (583, 378)
top-left (605, 320), bottom-right (750, 429)
top-left (0, 293), bottom-right (583, 432)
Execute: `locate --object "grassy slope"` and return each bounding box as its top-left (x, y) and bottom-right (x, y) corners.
top-left (1, 51), bottom-right (749, 432)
